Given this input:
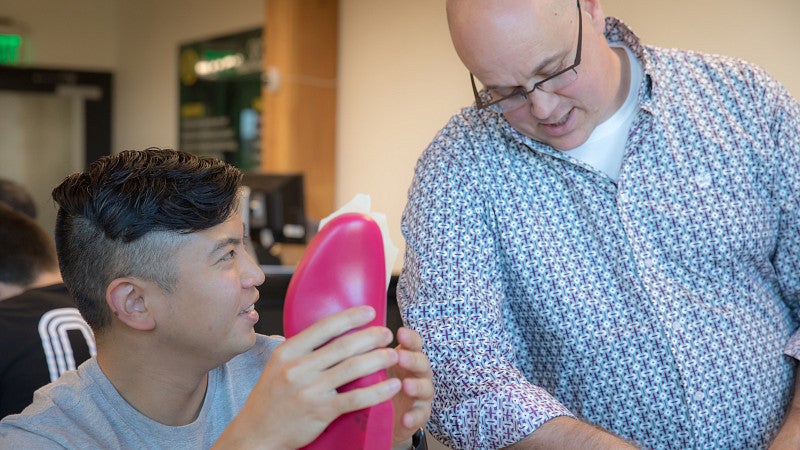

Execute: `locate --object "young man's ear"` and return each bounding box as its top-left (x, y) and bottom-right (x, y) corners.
top-left (107, 278), bottom-right (156, 331)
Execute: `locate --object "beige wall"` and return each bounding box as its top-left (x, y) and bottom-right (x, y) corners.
top-left (0, 0), bottom-right (119, 70)
top-left (0, 0), bottom-right (263, 155)
top-left (338, 0), bottom-right (469, 273)
top-left (2, 0), bottom-right (799, 274)
top-left (113, 0), bottom-right (264, 152)
top-left (602, 0), bottom-right (800, 96)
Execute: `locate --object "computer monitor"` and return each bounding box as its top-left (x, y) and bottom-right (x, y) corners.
top-left (241, 173), bottom-right (307, 263)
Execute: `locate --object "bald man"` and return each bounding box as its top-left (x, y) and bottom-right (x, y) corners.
top-left (398, 0), bottom-right (800, 448)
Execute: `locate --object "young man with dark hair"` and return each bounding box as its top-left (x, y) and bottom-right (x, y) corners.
top-left (0, 204), bottom-right (95, 418)
top-left (0, 148), bottom-right (432, 449)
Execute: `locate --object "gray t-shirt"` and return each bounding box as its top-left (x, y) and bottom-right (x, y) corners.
top-left (0, 334), bottom-right (283, 449)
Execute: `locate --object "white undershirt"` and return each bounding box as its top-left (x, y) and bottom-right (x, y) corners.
top-left (566, 45), bottom-right (642, 182)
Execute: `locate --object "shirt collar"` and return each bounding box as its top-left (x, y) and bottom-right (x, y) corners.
top-left (604, 16), bottom-right (655, 108)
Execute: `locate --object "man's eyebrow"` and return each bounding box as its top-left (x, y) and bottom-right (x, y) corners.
top-left (484, 53), bottom-right (561, 90)
top-left (210, 237), bottom-right (242, 256)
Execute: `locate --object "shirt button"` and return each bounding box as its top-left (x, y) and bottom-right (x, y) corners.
top-left (694, 391), bottom-right (705, 401)
top-left (618, 191), bottom-right (629, 203)
top-left (672, 322), bottom-right (683, 332)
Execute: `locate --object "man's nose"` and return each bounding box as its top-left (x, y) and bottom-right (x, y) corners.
top-left (528, 88), bottom-right (561, 120)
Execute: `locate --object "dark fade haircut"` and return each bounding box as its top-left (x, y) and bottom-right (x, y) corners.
top-left (51, 148), bottom-right (242, 333)
top-left (0, 178), bottom-right (37, 219)
top-left (0, 204), bottom-right (58, 286)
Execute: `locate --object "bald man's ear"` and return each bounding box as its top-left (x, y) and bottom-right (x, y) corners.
top-left (107, 278), bottom-right (156, 331)
top-left (580, 0), bottom-right (607, 35)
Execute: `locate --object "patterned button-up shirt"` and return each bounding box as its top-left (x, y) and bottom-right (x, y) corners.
top-left (398, 17), bottom-right (800, 450)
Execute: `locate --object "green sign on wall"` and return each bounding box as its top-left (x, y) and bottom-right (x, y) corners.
top-left (178, 28), bottom-right (263, 170)
top-left (0, 34), bottom-right (23, 65)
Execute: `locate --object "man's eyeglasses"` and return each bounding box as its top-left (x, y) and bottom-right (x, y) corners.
top-left (470, 0), bottom-right (583, 113)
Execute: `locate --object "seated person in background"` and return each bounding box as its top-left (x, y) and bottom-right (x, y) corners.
top-left (0, 178), bottom-right (38, 219)
top-left (0, 148), bottom-right (433, 449)
top-left (0, 204), bottom-right (95, 418)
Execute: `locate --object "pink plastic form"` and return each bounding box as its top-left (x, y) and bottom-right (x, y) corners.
top-left (283, 212), bottom-right (393, 450)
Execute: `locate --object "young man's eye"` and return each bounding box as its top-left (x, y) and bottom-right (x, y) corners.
top-left (221, 250), bottom-right (236, 261)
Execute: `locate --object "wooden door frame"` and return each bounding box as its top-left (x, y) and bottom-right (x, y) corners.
top-left (262, 0), bottom-right (338, 221)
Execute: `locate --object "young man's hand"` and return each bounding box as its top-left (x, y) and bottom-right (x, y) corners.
top-left (215, 306), bottom-right (402, 449)
top-left (389, 327), bottom-right (433, 450)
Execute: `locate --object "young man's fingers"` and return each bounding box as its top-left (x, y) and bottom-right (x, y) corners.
top-left (279, 306), bottom-right (376, 358)
top-left (401, 377), bottom-right (435, 400)
top-left (321, 346), bottom-right (399, 389)
top-left (395, 348), bottom-right (432, 375)
top-left (331, 378), bottom-right (402, 414)
top-left (307, 325), bottom-right (394, 373)
top-left (400, 401), bottom-right (433, 429)
top-left (279, 330), bottom-right (398, 398)
top-left (395, 327), bottom-right (424, 351)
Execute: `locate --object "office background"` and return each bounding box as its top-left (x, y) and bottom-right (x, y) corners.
top-left (2, 0), bottom-right (797, 273)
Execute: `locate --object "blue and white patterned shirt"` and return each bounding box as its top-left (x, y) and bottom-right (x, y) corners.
top-left (398, 18), bottom-right (800, 450)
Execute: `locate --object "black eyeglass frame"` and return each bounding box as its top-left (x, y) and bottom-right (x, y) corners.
top-left (470, 0), bottom-right (583, 112)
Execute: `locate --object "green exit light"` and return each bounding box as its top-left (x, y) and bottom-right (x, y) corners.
top-left (0, 34), bottom-right (23, 65)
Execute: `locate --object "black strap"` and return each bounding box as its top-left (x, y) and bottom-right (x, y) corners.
top-left (412, 428), bottom-right (428, 450)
